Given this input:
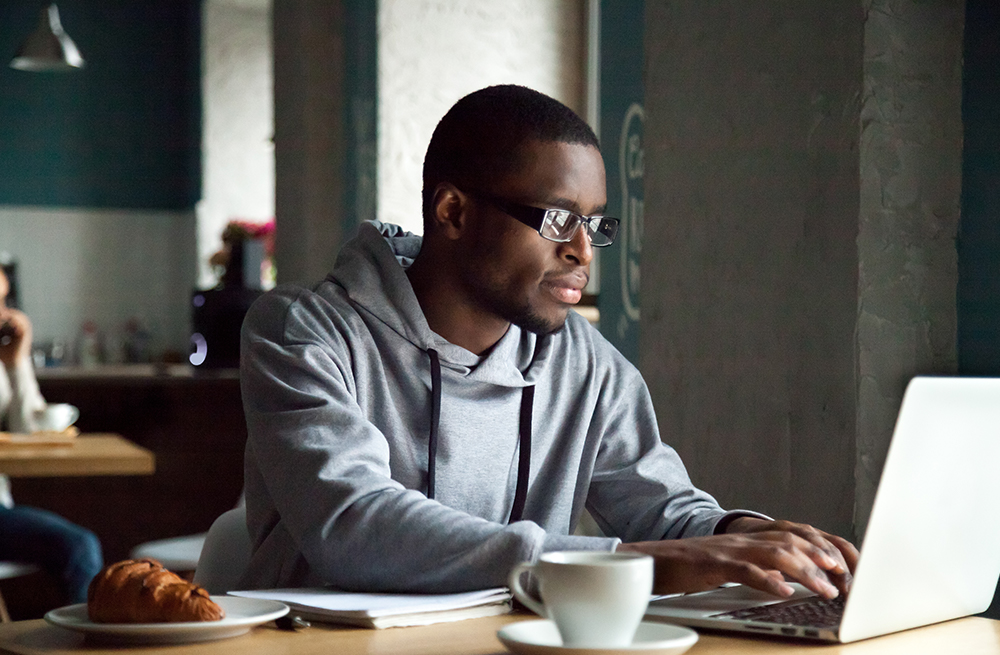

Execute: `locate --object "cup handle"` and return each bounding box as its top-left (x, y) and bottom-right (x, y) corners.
top-left (508, 561), bottom-right (547, 617)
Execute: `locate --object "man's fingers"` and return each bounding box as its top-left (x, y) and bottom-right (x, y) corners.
top-left (797, 531), bottom-right (857, 594)
top-left (770, 521), bottom-right (852, 575)
top-left (742, 526), bottom-right (855, 598)
top-left (801, 535), bottom-right (847, 574)
top-left (740, 533), bottom-right (841, 599)
top-left (812, 534), bottom-right (857, 594)
top-left (733, 564), bottom-right (795, 598)
top-left (828, 534), bottom-right (860, 571)
top-left (626, 526), bottom-right (858, 599)
top-left (826, 570), bottom-right (853, 596)
top-left (802, 540), bottom-right (843, 572)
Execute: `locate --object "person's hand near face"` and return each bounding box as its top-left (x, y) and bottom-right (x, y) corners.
top-left (617, 517), bottom-right (858, 600)
top-left (0, 306), bottom-right (33, 369)
top-left (0, 269), bottom-right (33, 369)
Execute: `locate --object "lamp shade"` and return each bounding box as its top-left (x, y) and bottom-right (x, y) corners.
top-left (10, 4), bottom-right (85, 72)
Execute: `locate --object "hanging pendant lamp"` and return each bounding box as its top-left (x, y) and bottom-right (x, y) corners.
top-left (10, 4), bottom-right (85, 72)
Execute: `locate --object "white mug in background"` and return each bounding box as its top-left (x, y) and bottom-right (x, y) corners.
top-left (33, 403), bottom-right (80, 432)
top-left (508, 550), bottom-right (654, 648)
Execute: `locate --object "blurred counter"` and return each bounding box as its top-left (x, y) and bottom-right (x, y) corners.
top-left (35, 363), bottom-right (240, 380)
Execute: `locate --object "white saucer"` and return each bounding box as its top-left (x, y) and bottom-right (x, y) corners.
top-left (44, 596), bottom-right (289, 645)
top-left (497, 620), bottom-right (698, 655)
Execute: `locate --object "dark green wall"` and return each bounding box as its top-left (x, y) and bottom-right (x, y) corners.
top-left (960, 0), bottom-right (1000, 376)
top-left (343, 0), bottom-right (378, 237)
top-left (598, 0), bottom-right (644, 365)
top-left (0, 1), bottom-right (201, 209)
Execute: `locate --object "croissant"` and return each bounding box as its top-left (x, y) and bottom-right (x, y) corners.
top-left (87, 558), bottom-right (225, 623)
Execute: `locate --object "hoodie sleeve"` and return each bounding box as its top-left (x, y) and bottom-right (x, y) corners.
top-left (240, 289), bottom-right (616, 593)
top-left (582, 349), bottom-right (769, 541)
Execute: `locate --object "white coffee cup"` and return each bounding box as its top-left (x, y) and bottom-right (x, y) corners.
top-left (509, 551), bottom-right (654, 648)
top-left (33, 403), bottom-right (80, 432)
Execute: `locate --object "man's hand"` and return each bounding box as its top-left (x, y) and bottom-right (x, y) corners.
top-left (723, 517), bottom-right (858, 595)
top-left (617, 520), bottom-right (858, 600)
top-left (0, 307), bottom-right (33, 368)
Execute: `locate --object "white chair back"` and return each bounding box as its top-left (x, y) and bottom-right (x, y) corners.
top-left (130, 533), bottom-right (207, 572)
top-left (0, 562), bottom-right (40, 623)
top-left (192, 507), bottom-right (251, 594)
top-left (0, 562), bottom-right (38, 581)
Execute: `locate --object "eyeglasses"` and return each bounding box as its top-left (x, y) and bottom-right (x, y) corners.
top-left (465, 189), bottom-right (619, 247)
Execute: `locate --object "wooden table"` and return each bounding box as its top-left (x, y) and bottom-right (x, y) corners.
top-left (32, 367), bottom-right (244, 562)
top-left (0, 613), bottom-right (998, 655)
top-left (0, 434), bottom-right (155, 478)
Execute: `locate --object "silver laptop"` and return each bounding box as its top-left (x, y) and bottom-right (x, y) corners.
top-left (645, 376), bottom-right (1000, 643)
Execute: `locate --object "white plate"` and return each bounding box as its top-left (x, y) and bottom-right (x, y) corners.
top-left (44, 596), bottom-right (289, 645)
top-left (497, 620), bottom-right (698, 655)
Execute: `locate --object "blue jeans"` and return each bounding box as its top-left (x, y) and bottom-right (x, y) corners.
top-left (0, 505), bottom-right (103, 604)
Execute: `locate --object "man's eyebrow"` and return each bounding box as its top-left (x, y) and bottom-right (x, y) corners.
top-left (546, 196), bottom-right (608, 216)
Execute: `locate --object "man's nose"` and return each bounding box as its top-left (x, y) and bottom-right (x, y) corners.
top-left (558, 223), bottom-right (594, 267)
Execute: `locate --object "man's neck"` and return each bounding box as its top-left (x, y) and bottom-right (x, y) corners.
top-left (405, 256), bottom-right (509, 356)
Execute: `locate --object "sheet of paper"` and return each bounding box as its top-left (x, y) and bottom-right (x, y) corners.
top-left (229, 587), bottom-right (510, 618)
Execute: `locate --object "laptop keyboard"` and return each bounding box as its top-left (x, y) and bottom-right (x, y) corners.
top-left (712, 595), bottom-right (846, 628)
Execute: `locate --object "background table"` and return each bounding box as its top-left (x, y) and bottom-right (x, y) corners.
top-left (0, 434), bottom-right (154, 478)
top-left (0, 613), bottom-right (999, 655)
top-left (25, 365), bottom-right (245, 564)
top-left (0, 433), bottom-right (157, 619)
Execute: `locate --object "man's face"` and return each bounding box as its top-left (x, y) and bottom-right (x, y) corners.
top-left (459, 140), bottom-right (607, 335)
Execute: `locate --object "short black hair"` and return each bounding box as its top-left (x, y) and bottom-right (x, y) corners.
top-left (421, 85), bottom-right (600, 229)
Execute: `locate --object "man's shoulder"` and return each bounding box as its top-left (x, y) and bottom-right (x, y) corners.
top-left (244, 280), bottom-right (361, 344)
top-left (256, 278), bottom-right (353, 311)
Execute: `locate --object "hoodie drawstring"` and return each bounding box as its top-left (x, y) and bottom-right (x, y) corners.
top-left (427, 349), bottom-right (442, 501)
top-left (509, 385), bottom-right (533, 523)
top-left (425, 348), bottom-right (533, 524)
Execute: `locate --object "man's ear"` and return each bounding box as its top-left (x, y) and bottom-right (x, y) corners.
top-left (429, 183), bottom-right (471, 240)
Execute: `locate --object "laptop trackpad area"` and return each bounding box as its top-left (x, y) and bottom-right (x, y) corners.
top-left (647, 583), bottom-right (816, 618)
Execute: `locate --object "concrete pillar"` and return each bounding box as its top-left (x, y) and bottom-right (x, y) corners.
top-left (641, 1), bottom-right (964, 541)
top-left (272, 0), bottom-right (347, 285)
top-left (272, 1), bottom-right (377, 286)
top-left (856, 0), bottom-right (964, 537)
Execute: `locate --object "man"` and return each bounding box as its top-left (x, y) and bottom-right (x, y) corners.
top-left (0, 266), bottom-right (103, 605)
top-left (240, 85), bottom-right (856, 599)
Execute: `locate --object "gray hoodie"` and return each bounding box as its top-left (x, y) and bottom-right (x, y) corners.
top-left (239, 221), bottom-right (743, 592)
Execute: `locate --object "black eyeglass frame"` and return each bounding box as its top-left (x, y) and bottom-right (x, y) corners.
top-left (463, 188), bottom-right (620, 247)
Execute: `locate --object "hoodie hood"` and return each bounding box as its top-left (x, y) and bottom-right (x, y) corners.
top-left (328, 221), bottom-right (551, 388)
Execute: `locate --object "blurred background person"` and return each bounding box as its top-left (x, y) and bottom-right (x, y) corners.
top-left (0, 265), bottom-right (103, 605)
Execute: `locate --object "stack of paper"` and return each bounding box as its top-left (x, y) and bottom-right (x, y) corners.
top-left (229, 587), bottom-right (511, 629)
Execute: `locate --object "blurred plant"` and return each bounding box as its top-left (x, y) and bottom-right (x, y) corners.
top-left (210, 219), bottom-right (276, 289)
top-left (221, 219), bottom-right (275, 250)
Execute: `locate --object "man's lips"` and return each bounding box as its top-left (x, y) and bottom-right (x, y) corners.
top-left (543, 272), bottom-right (589, 305)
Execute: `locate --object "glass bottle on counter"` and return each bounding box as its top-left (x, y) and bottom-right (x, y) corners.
top-left (78, 320), bottom-right (102, 368)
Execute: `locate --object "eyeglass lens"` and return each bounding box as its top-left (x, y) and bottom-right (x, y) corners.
top-left (541, 210), bottom-right (617, 246)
